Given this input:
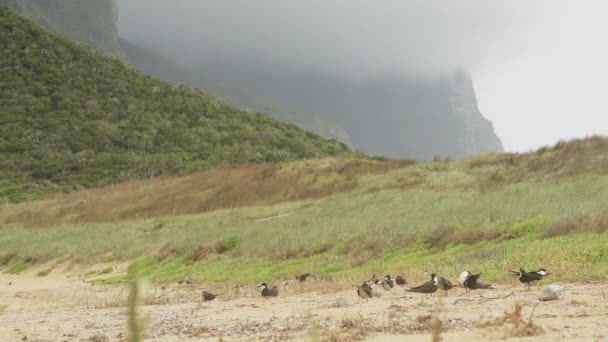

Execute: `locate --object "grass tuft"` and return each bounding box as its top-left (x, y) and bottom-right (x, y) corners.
top-left (4, 262), bottom-right (27, 274)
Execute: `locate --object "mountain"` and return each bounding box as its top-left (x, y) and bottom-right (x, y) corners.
top-left (191, 66), bottom-right (503, 159)
top-left (1, 1), bottom-right (503, 159)
top-left (119, 38), bottom-right (355, 148)
top-left (0, 8), bottom-right (349, 201)
top-left (0, 0), bottom-right (123, 57)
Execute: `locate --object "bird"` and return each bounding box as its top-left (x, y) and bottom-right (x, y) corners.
top-left (529, 269), bottom-right (549, 277)
top-left (356, 281), bottom-right (373, 302)
top-left (296, 273), bottom-right (311, 282)
top-left (406, 273), bottom-right (438, 294)
top-left (383, 275), bottom-right (394, 288)
top-left (395, 275), bottom-right (407, 286)
top-left (509, 268), bottom-right (544, 290)
top-left (202, 291), bottom-right (217, 302)
top-left (458, 271), bottom-right (493, 293)
top-left (374, 275), bottom-right (394, 291)
top-left (437, 275), bottom-right (454, 296)
top-left (259, 282), bottom-right (278, 297)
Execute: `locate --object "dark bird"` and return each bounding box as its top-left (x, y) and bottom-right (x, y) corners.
top-left (296, 273), bottom-right (311, 282)
top-left (437, 275), bottom-right (454, 296)
top-left (356, 282), bottom-right (373, 302)
top-left (383, 275), bottom-right (394, 288)
top-left (259, 282), bottom-right (278, 297)
top-left (202, 291), bottom-right (217, 302)
top-left (407, 273), bottom-right (438, 294)
top-left (458, 271), bottom-right (494, 293)
top-left (395, 276), bottom-right (407, 286)
top-left (509, 268), bottom-right (544, 290)
top-left (375, 275), bottom-right (395, 291)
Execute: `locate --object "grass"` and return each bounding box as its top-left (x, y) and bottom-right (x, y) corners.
top-left (1, 137), bottom-right (608, 285)
top-left (37, 268), bottom-right (53, 277)
top-left (99, 267), bottom-right (114, 275)
top-left (4, 262), bottom-right (28, 274)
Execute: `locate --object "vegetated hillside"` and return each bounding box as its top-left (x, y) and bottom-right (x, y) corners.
top-left (0, 9), bottom-right (349, 202)
top-left (1, 137), bottom-right (607, 284)
top-left (0, 0), bottom-right (123, 57)
top-left (120, 38), bottom-right (355, 148)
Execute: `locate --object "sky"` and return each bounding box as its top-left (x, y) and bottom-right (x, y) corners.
top-left (475, 0), bottom-right (608, 152)
top-left (118, 0), bottom-right (608, 152)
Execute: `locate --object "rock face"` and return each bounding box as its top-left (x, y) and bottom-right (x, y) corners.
top-left (538, 285), bottom-right (565, 301)
top-left (445, 72), bottom-right (504, 157)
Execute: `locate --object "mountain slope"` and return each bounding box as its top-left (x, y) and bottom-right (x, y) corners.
top-left (185, 65), bottom-right (504, 159)
top-left (0, 0), bottom-right (122, 57)
top-left (120, 38), bottom-right (355, 148)
top-left (0, 9), bottom-right (349, 201)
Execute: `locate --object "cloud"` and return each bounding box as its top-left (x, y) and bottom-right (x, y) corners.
top-left (118, 0), bottom-right (539, 77)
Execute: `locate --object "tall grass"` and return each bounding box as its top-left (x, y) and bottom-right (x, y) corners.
top-left (0, 137), bottom-right (607, 284)
top-left (1, 158), bottom-right (412, 228)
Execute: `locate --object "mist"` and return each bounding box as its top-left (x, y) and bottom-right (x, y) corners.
top-left (117, 1), bottom-right (608, 154)
top-left (118, 0), bottom-right (536, 78)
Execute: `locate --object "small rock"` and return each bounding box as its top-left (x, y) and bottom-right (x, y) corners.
top-left (538, 284), bottom-right (565, 301)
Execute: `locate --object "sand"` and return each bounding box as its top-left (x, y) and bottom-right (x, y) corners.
top-left (1, 272), bottom-right (607, 341)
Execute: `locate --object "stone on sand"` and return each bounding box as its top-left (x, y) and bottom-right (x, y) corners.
top-left (538, 284), bottom-right (565, 301)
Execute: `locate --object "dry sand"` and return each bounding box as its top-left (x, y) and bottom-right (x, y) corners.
top-left (1, 271), bottom-right (607, 341)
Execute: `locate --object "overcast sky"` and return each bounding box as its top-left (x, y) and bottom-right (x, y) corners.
top-left (119, 0), bottom-right (607, 152)
top-left (475, 0), bottom-right (608, 152)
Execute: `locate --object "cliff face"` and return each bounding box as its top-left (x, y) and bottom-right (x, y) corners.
top-left (446, 72), bottom-right (504, 157)
top-left (195, 66), bottom-right (502, 159)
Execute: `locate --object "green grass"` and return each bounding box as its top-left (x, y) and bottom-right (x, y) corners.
top-left (4, 262), bottom-right (27, 274)
top-left (89, 229), bottom-right (608, 285)
top-left (2, 137), bottom-right (608, 285)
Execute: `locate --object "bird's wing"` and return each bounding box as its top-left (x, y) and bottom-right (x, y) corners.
top-left (469, 273), bottom-right (482, 282)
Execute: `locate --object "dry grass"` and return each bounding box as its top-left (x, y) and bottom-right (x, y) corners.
top-left (423, 225), bottom-right (504, 249)
top-left (3, 158), bottom-right (412, 228)
top-left (88, 334), bottom-right (109, 342)
top-left (476, 303), bottom-right (544, 338)
top-left (543, 209), bottom-right (608, 238)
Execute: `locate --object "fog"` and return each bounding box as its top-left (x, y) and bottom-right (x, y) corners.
top-left (118, 1), bottom-right (608, 152)
top-left (118, 0), bottom-right (535, 78)
top-left (475, 0), bottom-right (608, 152)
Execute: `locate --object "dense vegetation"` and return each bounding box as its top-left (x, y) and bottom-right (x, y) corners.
top-left (0, 9), bottom-right (349, 201)
top-left (0, 0), bottom-right (123, 56)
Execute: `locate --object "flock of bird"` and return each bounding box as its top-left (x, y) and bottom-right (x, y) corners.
top-left (353, 267), bottom-right (549, 301)
top-left (200, 268), bottom-right (549, 302)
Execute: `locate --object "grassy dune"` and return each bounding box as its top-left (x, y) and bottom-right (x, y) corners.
top-left (1, 137), bottom-right (607, 284)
